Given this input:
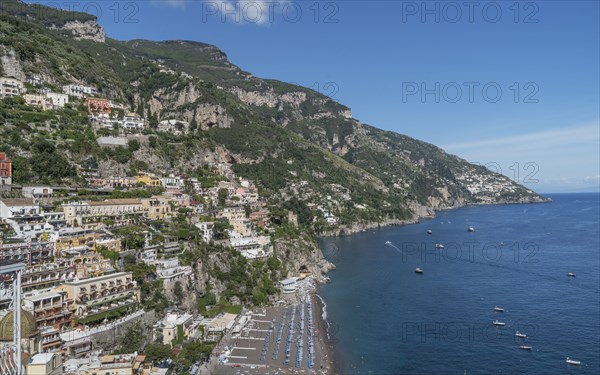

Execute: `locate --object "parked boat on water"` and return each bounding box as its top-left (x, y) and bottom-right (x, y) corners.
top-left (515, 331), bottom-right (527, 338)
top-left (415, 268), bottom-right (423, 274)
top-left (519, 345), bottom-right (532, 351)
top-left (493, 320), bottom-right (505, 326)
top-left (494, 306), bottom-right (504, 312)
top-left (435, 243), bottom-right (444, 249)
top-left (427, 229), bottom-right (432, 234)
top-left (567, 272), bottom-right (576, 277)
top-left (566, 357), bottom-right (581, 365)
top-left (468, 226), bottom-right (475, 232)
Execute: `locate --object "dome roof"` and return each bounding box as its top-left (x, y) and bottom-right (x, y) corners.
top-left (0, 309), bottom-right (38, 341)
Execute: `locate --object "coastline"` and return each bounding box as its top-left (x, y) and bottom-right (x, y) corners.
top-left (319, 197), bottom-right (551, 238)
top-left (311, 196), bottom-right (552, 374)
top-left (313, 292), bottom-right (336, 375)
top-left (306, 193), bottom-right (600, 374)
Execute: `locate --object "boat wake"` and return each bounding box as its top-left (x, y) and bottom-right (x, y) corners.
top-left (316, 294), bottom-right (330, 340)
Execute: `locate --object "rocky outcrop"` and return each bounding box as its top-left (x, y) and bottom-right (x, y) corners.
top-left (0, 46), bottom-right (25, 81)
top-left (190, 103), bottom-right (233, 130)
top-left (61, 20), bottom-right (106, 43)
top-left (230, 87), bottom-right (307, 108)
top-left (274, 235), bottom-right (334, 284)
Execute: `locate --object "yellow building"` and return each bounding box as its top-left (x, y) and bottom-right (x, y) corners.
top-left (218, 206), bottom-right (246, 222)
top-left (68, 354), bottom-right (147, 375)
top-left (69, 253), bottom-right (112, 279)
top-left (54, 227), bottom-right (102, 253)
top-left (27, 353), bottom-right (63, 375)
top-left (24, 94), bottom-right (47, 110)
top-left (62, 199), bottom-right (145, 228)
top-left (136, 173), bottom-right (161, 187)
top-left (141, 196), bottom-right (176, 220)
top-left (93, 237), bottom-right (122, 253)
top-left (55, 272), bottom-right (140, 322)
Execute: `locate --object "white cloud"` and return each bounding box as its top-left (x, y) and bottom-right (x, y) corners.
top-left (442, 121), bottom-right (600, 193)
top-left (443, 122), bottom-right (599, 152)
top-left (205, 0), bottom-right (291, 26)
top-left (151, 0), bottom-right (187, 9)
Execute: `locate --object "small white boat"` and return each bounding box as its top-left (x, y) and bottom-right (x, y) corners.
top-left (468, 226), bottom-right (475, 232)
top-left (494, 306), bottom-right (505, 312)
top-left (493, 320), bottom-right (505, 326)
top-left (515, 331), bottom-right (527, 338)
top-left (435, 243), bottom-right (444, 249)
top-left (519, 345), bottom-right (532, 351)
top-left (566, 357), bottom-right (581, 365)
top-left (385, 241), bottom-right (392, 245)
top-left (567, 272), bottom-right (576, 277)
top-left (427, 229), bottom-right (432, 234)
top-left (415, 268), bottom-right (423, 274)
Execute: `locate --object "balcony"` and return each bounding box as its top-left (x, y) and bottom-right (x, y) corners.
top-left (73, 344), bottom-right (91, 354)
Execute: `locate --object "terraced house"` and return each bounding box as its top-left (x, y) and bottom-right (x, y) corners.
top-left (61, 199), bottom-right (145, 228)
top-left (55, 272), bottom-right (140, 324)
top-left (23, 289), bottom-right (74, 332)
top-left (0, 152), bottom-right (12, 186)
top-left (0, 199), bottom-right (52, 239)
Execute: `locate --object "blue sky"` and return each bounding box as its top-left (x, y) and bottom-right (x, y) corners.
top-left (29, 0), bottom-right (600, 193)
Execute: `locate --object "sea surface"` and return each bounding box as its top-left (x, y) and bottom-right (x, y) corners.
top-left (318, 193), bottom-right (600, 375)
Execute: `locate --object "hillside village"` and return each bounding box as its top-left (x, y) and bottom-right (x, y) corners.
top-left (0, 78), bottom-right (337, 374)
top-left (0, 1), bottom-right (550, 373)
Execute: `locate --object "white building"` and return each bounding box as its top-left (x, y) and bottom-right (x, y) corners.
top-left (0, 198), bottom-right (52, 239)
top-left (195, 222), bottom-right (214, 243)
top-left (91, 113), bottom-right (119, 129)
top-left (121, 114), bottom-right (145, 131)
top-left (158, 119), bottom-right (190, 135)
top-left (22, 186), bottom-right (54, 199)
top-left (62, 84), bottom-right (96, 98)
top-left (229, 233), bottom-right (272, 259)
top-left (160, 174), bottom-right (184, 189)
top-left (0, 77), bottom-right (25, 98)
top-left (188, 178), bottom-right (204, 193)
top-left (155, 258), bottom-right (193, 283)
top-left (139, 247), bottom-right (157, 265)
top-left (153, 311), bottom-right (195, 347)
top-left (45, 92), bottom-right (69, 109)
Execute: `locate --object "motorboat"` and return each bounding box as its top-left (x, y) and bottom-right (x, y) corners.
top-left (566, 357), bottom-right (581, 365)
top-left (519, 345), bottom-right (532, 351)
top-left (567, 272), bottom-right (576, 277)
top-left (515, 331), bottom-right (527, 338)
top-left (494, 306), bottom-right (504, 312)
top-left (415, 268), bottom-right (423, 274)
top-left (435, 243), bottom-right (444, 249)
top-left (427, 229), bottom-right (432, 234)
top-left (493, 320), bottom-right (505, 326)
top-left (468, 226), bottom-right (475, 232)
top-left (385, 241), bottom-right (392, 245)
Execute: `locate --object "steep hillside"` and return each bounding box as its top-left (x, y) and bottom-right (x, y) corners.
top-left (0, 0), bottom-right (546, 233)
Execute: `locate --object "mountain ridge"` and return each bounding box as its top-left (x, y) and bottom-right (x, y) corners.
top-left (0, 0), bottom-right (548, 235)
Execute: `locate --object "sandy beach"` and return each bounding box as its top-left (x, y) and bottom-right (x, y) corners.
top-left (207, 290), bottom-right (335, 375)
top-left (313, 293), bottom-right (336, 375)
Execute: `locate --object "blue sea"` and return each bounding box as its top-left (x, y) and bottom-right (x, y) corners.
top-left (318, 193), bottom-right (600, 375)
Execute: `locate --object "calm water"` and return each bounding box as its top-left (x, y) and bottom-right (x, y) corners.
top-left (318, 193), bottom-right (600, 375)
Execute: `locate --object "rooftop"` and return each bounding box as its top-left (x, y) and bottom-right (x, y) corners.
top-left (29, 353), bottom-right (56, 365)
top-left (88, 199), bottom-right (142, 206)
top-left (0, 199), bottom-right (36, 207)
top-left (64, 272), bottom-right (131, 285)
